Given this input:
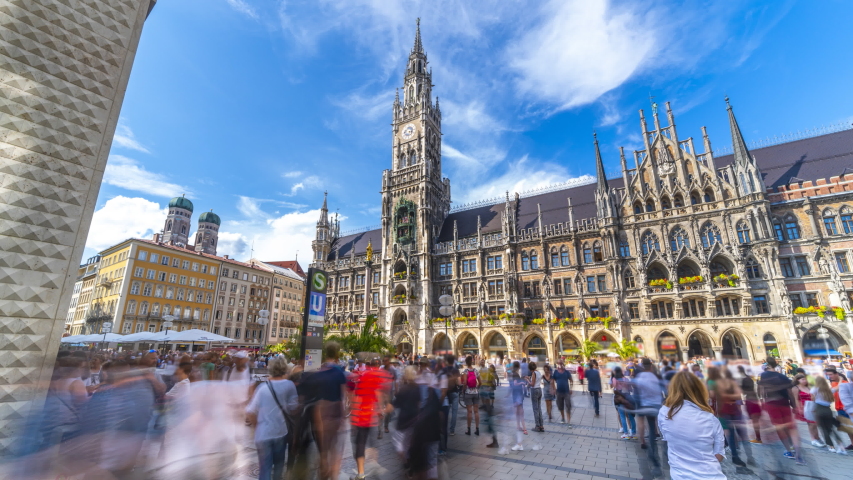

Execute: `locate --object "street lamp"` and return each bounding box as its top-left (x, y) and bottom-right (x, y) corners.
top-left (258, 309), bottom-right (270, 348)
top-left (439, 294), bottom-right (454, 356)
top-left (816, 321), bottom-right (832, 359)
top-left (161, 314), bottom-right (175, 353)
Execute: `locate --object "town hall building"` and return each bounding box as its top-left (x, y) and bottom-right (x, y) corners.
top-left (311, 22), bottom-right (853, 363)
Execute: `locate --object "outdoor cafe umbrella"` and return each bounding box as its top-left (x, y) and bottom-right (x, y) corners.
top-left (116, 331), bottom-right (160, 342)
top-left (79, 333), bottom-right (126, 343)
top-left (168, 328), bottom-right (234, 352)
top-left (60, 335), bottom-right (85, 343)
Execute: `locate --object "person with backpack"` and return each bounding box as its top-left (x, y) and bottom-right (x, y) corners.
top-left (245, 357), bottom-right (298, 480)
top-left (460, 355), bottom-right (481, 436)
top-left (611, 366), bottom-right (636, 439)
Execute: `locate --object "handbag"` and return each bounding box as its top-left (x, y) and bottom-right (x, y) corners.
top-left (266, 380), bottom-right (296, 437)
top-left (803, 400), bottom-right (816, 422)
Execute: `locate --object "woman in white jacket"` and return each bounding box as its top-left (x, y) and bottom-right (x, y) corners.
top-left (658, 371), bottom-right (725, 480)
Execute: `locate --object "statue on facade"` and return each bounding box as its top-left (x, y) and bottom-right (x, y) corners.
top-left (613, 295), bottom-right (623, 321)
top-left (779, 293), bottom-right (793, 317)
top-left (819, 255), bottom-right (831, 275)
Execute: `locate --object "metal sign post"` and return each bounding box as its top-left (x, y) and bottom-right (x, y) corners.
top-left (300, 268), bottom-right (328, 372)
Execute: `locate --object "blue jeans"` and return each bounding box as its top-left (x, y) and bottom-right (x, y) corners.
top-left (447, 390), bottom-right (459, 434)
top-left (589, 391), bottom-right (600, 415)
top-left (617, 406), bottom-right (636, 434)
top-left (257, 435), bottom-right (288, 480)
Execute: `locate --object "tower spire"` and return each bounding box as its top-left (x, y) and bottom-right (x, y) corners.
top-left (594, 132), bottom-right (609, 192)
top-left (318, 191), bottom-right (329, 225)
top-left (726, 96), bottom-right (753, 166)
top-left (412, 17), bottom-right (423, 54)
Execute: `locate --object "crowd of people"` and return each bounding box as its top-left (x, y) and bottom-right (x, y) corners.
top-left (9, 345), bottom-right (853, 480)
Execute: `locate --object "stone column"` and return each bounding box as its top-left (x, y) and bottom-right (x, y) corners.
top-left (681, 348), bottom-right (690, 363)
top-left (0, 0), bottom-right (158, 454)
top-left (712, 346), bottom-right (723, 361)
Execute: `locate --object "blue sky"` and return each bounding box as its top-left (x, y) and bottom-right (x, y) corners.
top-left (84, 0), bottom-right (853, 265)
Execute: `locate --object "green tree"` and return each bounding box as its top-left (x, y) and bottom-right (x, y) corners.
top-left (610, 339), bottom-right (641, 360)
top-left (579, 339), bottom-right (601, 361)
top-left (325, 315), bottom-right (393, 358)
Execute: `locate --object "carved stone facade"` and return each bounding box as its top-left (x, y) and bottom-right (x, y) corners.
top-left (313, 23), bottom-right (853, 364)
top-left (0, 0), bottom-right (157, 453)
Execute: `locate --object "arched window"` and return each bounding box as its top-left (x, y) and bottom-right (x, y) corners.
top-left (690, 191), bottom-right (700, 205)
top-left (648, 266), bottom-right (666, 280)
top-left (593, 242), bottom-right (603, 262)
top-left (677, 263), bottom-right (698, 277)
top-left (530, 251), bottom-right (539, 269)
top-left (398, 155), bottom-right (406, 169)
top-left (641, 231), bottom-right (660, 255)
top-left (700, 223), bottom-right (722, 248)
top-left (773, 220), bottom-right (785, 241)
top-left (736, 221), bottom-right (751, 244)
top-left (674, 194), bottom-right (684, 208)
top-left (408, 86), bottom-right (414, 102)
top-left (823, 209), bottom-right (838, 236)
top-left (745, 259), bottom-right (761, 279)
top-left (181, 225), bottom-right (186, 234)
top-left (785, 217), bottom-right (801, 240)
top-left (583, 243), bottom-right (592, 263)
top-left (410, 152), bottom-right (418, 165)
top-left (560, 246), bottom-right (570, 266)
top-left (521, 251), bottom-right (530, 271)
top-left (130, 282), bottom-right (140, 295)
top-left (139, 301), bottom-right (149, 315)
top-left (551, 247), bottom-right (559, 267)
top-left (619, 237), bottom-right (630, 257)
top-left (703, 188), bottom-right (715, 202)
top-left (645, 199), bottom-right (655, 212)
top-left (126, 300), bottom-right (136, 314)
top-left (841, 207), bottom-right (853, 234)
top-left (633, 201), bottom-right (643, 214)
top-left (151, 303), bottom-right (160, 315)
top-left (166, 220), bottom-right (172, 231)
top-left (194, 308), bottom-right (201, 320)
top-left (661, 196), bottom-right (672, 210)
top-left (669, 227), bottom-right (690, 250)
top-left (623, 269), bottom-right (636, 288)
top-left (710, 261), bottom-right (729, 276)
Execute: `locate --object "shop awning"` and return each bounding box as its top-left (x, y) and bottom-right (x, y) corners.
top-left (804, 349), bottom-right (842, 356)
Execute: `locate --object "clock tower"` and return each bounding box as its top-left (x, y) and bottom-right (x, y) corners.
top-left (382, 18), bottom-right (450, 255)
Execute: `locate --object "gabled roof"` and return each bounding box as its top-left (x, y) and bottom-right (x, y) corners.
top-left (264, 260), bottom-right (305, 277)
top-left (327, 228), bottom-right (383, 261)
top-left (714, 128), bottom-right (853, 189)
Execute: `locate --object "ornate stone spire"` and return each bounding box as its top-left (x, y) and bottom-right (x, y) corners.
top-left (594, 131), bottom-right (609, 193)
top-left (412, 18), bottom-right (423, 54)
top-left (726, 96), bottom-right (753, 166)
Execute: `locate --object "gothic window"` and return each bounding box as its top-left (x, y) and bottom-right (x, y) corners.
top-left (521, 251), bottom-right (530, 271)
top-left (633, 201), bottom-right (643, 214)
top-left (739, 173), bottom-right (751, 194)
top-left (823, 209), bottom-right (839, 235)
top-left (677, 263), bottom-right (698, 277)
top-left (167, 220), bottom-right (172, 231)
top-left (398, 155), bottom-right (405, 169)
top-left (408, 86), bottom-right (414, 102)
top-left (736, 221), bottom-right (751, 244)
top-left (582, 243), bottom-right (592, 263)
top-left (703, 188), bottom-right (715, 202)
top-left (619, 237), bottom-right (630, 257)
top-left (623, 270), bottom-right (636, 288)
top-left (561, 247), bottom-right (570, 266)
top-left (669, 227), bottom-right (690, 250)
top-left (648, 267), bottom-right (666, 280)
top-left (785, 217), bottom-right (801, 240)
top-left (410, 152), bottom-right (418, 165)
top-left (674, 194), bottom-right (684, 208)
top-left (530, 251), bottom-right (539, 269)
top-left (773, 220), bottom-right (785, 241)
top-left (841, 207), bottom-right (853, 234)
top-left (394, 199), bottom-right (416, 246)
top-left (690, 191), bottom-right (701, 205)
top-left (641, 231), bottom-right (660, 255)
top-left (551, 247), bottom-right (559, 267)
top-left (661, 196), bottom-right (672, 210)
top-left (645, 199), bottom-right (655, 212)
top-left (710, 261), bottom-right (729, 276)
top-left (745, 259), bottom-right (761, 279)
top-left (593, 242), bottom-right (603, 262)
top-left (700, 223), bottom-right (722, 248)
top-left (181, 225), bottom-right (186, 234)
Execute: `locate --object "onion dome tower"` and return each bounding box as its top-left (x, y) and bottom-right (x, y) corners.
top-left (162, 195), bottom-right (194, 247)
top-left (195, 210), bottom-right (221, 255)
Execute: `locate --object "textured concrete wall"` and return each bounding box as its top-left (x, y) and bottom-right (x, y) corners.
top-left (0, 0), bottom-right (154, 453)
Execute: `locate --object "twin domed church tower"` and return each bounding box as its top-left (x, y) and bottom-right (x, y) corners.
top-left (161, 195), bottom-right (221, 255)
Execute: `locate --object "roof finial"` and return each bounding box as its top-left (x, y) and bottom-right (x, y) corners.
top-left (412, 18), bottom-right (423, 54)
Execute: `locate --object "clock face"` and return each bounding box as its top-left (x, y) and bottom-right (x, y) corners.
top-left (401, 123), bottom-right (415, 140)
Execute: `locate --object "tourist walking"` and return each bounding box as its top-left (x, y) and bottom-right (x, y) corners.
top-left (812, 375), bottom-right (847, 454)
top-left (245, 357), bottom-right (298, 480)
top-left (542, 364), bottom-right (555, 422)
top-left (791, 373), bottom-right (824, 447)
top-left (715, 367), bottom-right (753, 468)
top-left (300, 342), bottom-right (348, 480)
top-left (508, 361), bottom-right (528, 450)
top-left (737, 365), bottom-right (762, 444)
top-left (460, 355), bottom-right (480, 436)
top-left (634, 358), bottom-right (664, 473)
top-left (528, 362), bottom-right (544, 432)
top-left (825, 365), bottom-right (853, 448)
top-left (349, 358), bottom-right (393, 480)
top-left (611, 366), bottom-right (636, 439)
top-left (759, 357), bottom-right (804, 464)
top-left (586, 360), bottom-right (602, 416)
top-left (552, 361), bottom-right (573, 424)
top-left (658, 371), bottom-right (726, 480)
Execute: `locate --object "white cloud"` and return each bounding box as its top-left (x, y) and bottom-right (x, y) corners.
top-left (218, 209), bottom-right (324, 263)
top-left (508, 0), bottom-right (656, 113)
top-left (237, 196), bottom-right (271, 219)
top-left (112, 123), bottom-right (150, 153)
top-left (455, 155), bottom-right (594, 204)
top-left (330, 89), bottom-right (393, 123)
top-left (282, 171), bottom-right (303, 178)
top-left (104, 155), bottom-right (191, 197)
top-left (226, 0), bottom-right (258, 19)
top-left (85, 196), bottom-right (166, 252)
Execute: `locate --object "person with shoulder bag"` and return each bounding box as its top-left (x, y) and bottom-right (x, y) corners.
top-left (245, 357), bottom-right (299, 480)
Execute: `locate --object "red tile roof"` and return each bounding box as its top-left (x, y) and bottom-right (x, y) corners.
top-left (264, 260), bottom-right (305, 276)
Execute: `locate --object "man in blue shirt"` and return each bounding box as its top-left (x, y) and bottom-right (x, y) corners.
top-left (586, 360), bottom-right (602, 416)
top-left (551, 361), bottom-right (573, 424)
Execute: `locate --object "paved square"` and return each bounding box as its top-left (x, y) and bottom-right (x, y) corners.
top-left (231, 386), bottom-right (853, 480)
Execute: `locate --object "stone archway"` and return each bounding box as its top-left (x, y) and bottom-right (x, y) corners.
top-left (396, 334), bottom-right (413, 356)
top-left (556, 332), bottom-right (581, 359)
top-left (432, 332), bottom-right (452, 355)
top-left (686, 329), bottom-right (715, 359)
top-left (720, 328), bottom-right (751, 360)
top-left (457, 331), bottom-right (480, 357)
top-left (483, 330), bottom-right (508, 362)
top-left (802, 324), bottom-right (847, 358)
top-left (522, 333), bottom-right (547, 360)
top-left (656, 330), bottom-right (681, 361)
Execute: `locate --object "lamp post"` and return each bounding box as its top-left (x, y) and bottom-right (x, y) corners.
top-left (816, 319), bottom-right (832, 358)
top-left (162, 314), bottom-right (175, 353)
top-left (439, 294), bottom-right (454, 356)
top-left (258, 309), bottom-right (270, 349)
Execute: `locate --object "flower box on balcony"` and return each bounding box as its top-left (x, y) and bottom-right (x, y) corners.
top-left (793, 305), bottom-right (845, 320)
top-left (713, 274), bottom-right (740, 287)
top-left (531, 318), bottom-right (546, 325)
top-left (678, 275), bottom-right (704, 285)
top-left (648, 279), bottom-right (673, 290)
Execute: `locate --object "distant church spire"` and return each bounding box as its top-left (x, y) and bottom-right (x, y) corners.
top-left (318, 191), bottom-right (329, 226)
top-left (412, 17), bottom-right (423, 54)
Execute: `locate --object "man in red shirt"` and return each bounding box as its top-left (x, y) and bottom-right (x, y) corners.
top-left (350, 358), bottom-right (392, 480)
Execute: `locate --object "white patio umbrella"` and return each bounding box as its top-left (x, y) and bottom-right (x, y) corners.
top-left (79, 333), bottom-right (126, 343)
top-left (169, 329), bottom-right (235, 343)
top-left (144, 330), bottom-right (181, 343)
top-left (60, 335), bottom-right (85, 343)
top-left (117, 331), bottom-right (160, 342)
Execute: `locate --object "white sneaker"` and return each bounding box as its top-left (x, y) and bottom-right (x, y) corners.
top-left (828, 446), bottom-right (837, 453)
top-left (559, 419), bottom-right (566, 424)
top-left (511, 444), bottom-right (524, 451)
top-left (621, 434), bottom-right (630, 439)
top-left (498, 447), bottom-right (509, 455)
top-left (618, 427), bottom-right (624, 433)
top-left (811, 439), bottom-right (826, 447)
top-left (838, 447), bottom-right (849, 455)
